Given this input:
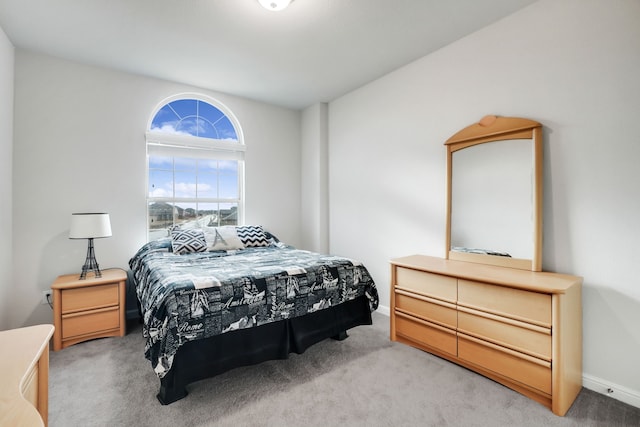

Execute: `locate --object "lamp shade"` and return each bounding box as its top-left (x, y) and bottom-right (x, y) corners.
top-left (69, 213), bottom-right (112, 239)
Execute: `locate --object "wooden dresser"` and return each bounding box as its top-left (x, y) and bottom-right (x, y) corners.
top-left (390, 255), bottom-right (582, 416)
top-left (0, 324), bottom-right (55, 426)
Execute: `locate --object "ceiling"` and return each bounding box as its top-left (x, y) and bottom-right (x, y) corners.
top-left (0, 0), bottom-right (537, 110)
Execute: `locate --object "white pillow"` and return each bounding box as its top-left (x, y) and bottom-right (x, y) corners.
top-left (203, 226), bottom-right (245, 251)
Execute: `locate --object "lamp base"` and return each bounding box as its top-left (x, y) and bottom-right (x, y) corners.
top-left (79, 238), bottom-right (102, 280)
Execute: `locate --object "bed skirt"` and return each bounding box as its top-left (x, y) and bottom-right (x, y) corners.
top-left (157, 294), bottom-right (373, 404)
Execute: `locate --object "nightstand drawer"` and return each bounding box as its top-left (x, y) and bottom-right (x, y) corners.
top-left (395, 267), bottom-right (457, 303)
top-left (62, 306), bottom-right (120, 339)
top-left (395, 290), bottom-right (457, 328)
top-left (61, 283), bottom-right (119, 313)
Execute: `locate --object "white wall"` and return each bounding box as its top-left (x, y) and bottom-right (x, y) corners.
top-left (5, 0), bottom-right (639, 408)
top-left (300, 103), bottom-right (329, 252)
top-left (11, 51), bottom-right (301, 329)
top-left (0, 26), bottom-right (14, 329)
top-left (329, 0), bottom-right (640, 406)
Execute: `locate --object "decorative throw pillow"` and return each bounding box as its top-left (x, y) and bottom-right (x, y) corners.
top-left (236, 225), bottom-right (270, 247)
top-left (203, 226), bottom-right (245, 251)
top-left (171, 228), bottom-right (207, 255)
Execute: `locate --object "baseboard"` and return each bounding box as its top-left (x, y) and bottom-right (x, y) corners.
top-left (376, 306), bottom-right (640, 409)
top-left (583, 373), bottom-right (640, 409)
top-left (376, 304), bottom-right (390, 317)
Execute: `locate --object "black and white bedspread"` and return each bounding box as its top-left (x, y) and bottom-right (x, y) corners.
top-left (129, 239), bottom-right (378, 378)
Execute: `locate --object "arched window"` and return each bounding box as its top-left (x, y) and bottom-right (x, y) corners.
top-left (146, 94), bottom-right (244, 240)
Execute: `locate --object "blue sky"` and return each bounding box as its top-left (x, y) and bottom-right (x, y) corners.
top-left (148, 99), bottom-right (240, 220)
top-left (151, 99), bottom-right (238, 140)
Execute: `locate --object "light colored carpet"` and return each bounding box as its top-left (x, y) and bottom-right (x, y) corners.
top-left (49, 313), bottom-right (640, 426)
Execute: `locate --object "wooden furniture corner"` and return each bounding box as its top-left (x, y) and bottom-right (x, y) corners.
top-left (0, 324), bottom-right (55, 426)
top-left (51, 268), bottom-right (127, 351)
top-left (390, 255), bottom-right (582, 416)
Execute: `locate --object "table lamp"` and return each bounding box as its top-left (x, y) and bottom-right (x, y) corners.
top-left (69, 213), bottom-right (112, 279)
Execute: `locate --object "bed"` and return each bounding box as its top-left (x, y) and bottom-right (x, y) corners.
top-left (128, 225), bottom-right (378, 404)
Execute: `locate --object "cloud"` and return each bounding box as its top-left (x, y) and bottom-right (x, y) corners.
top-left (150, 122), bottom-right (190, 135)
top-left (149, 187), bottom-right (171, 198)
top-left (173, 182), bottom-right (214, 198)
top-left (151, 121), bottom-right (238, 142)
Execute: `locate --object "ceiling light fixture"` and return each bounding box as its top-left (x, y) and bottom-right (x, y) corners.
top-left (258, 0), bottom-right (293, 12)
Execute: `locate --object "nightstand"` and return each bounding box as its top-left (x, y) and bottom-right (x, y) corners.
top-left (51, 268), bottom-right (127, 351)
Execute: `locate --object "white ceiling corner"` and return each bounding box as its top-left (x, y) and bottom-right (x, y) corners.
top-left (0, 0), bottom-right (537, 110)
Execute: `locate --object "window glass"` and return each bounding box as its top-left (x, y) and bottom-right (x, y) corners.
top-left (146, 96), bottom-right (243, 239)
top-left (150, 99), bottom-right (238, 140)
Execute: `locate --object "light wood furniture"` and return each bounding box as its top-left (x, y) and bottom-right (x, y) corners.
top-left (391, 115), bottom-right (583, 415)
top-left (445, 115), bottom-right (543, 271)
top-left (390, 255), bottom-right (582, 416)
top-left (0, 324), bottom-right (55, 427)
top-left (51, 268), bottom-right (127, 351)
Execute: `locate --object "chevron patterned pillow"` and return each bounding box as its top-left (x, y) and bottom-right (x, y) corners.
top-left (171, 228), bottom-right (207, 255)
top-left (236, 225), bottom-right (270, 247)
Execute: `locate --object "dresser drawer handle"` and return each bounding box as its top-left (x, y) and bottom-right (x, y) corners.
top-left (395, 311), bottom-right (455, 334)
top-left (457, 302), bottom-right (551, 329)
top-left (458, 332), bottom-right (551, 368)
top-left (395, 288), bottom-right (457, 309)
top-left (62, 306), bottom-right (118, 319)
top-left (457, 305), bottom-right (551, 334)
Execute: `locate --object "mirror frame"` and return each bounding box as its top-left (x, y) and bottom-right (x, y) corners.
top-left (445, 115), bottom-right (543, 271)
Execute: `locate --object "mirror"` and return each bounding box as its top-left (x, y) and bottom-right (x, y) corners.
top-left (445, 115), bottom-right (543, 271)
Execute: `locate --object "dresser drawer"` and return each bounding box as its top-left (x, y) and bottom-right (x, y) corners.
top-left (395, 267), bottom-right (456, 303)
top-left (458, 280), bottom-right (551, 327)
top-left (62, 306), bottom-right (120, 339)
top-left (458, 309), bottom-right (551, 360)
top-left (458, 333), bottom-right (551, 394)
top-left (395, 290), bottom-right (457, 328)
top-left (395, 312), bottom-right (457, 356)
top-left (61, 283), bottom-right (119, 313)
